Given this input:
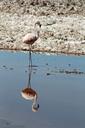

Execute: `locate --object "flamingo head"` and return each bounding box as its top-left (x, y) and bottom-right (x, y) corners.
top-left (34, 21), bottom-right (41, 37)
top-left (32, 94), bottom-right (39, 112)
top-left (32, 102), bottom-right (39, 112)
top-left (35, 21), bottom-right (41, 28)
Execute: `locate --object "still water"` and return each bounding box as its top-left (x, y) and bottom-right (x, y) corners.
top-left (0, 51), bottom-right (85, 128)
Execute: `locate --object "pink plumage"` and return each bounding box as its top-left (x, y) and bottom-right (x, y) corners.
top-left (23, 21), bottom-right (41, 46)
top-left (23, 33), bottom-right (38, 45)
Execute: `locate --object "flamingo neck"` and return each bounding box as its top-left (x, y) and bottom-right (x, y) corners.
top-left (33, 94), bottom-right (37, 104)
top-left (34, 24), bottom-right (41, 37)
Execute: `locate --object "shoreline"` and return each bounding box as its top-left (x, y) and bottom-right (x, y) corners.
top-left (0, 11), bottom-right (85, 56)
top-left (0, 47), bottom-right (85, 56)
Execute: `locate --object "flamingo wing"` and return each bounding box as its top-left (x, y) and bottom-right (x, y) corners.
top-left (23, 33), bottom-right (38, 44)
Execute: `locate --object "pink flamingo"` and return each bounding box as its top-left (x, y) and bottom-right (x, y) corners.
top-left (21, 87), bottom-right (39, 112)
top-left (22, 21), bottom-right (41, 66)
top-left (21, 64), bottom-right (39, 112)
top-left (23, 21), bottom-right (41, 49)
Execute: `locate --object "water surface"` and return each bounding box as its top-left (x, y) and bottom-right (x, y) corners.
top-left (0, 51), bottom-right (85, 128)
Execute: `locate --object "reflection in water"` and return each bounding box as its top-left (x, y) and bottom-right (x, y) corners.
top-left (21, 51), bottom-right (39, 112)
top-left (1, 51), bottom-right (85, 127)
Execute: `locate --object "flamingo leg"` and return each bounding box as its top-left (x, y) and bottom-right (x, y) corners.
top-left (29, 50), bottom-right (32, 67)
top-left (29, 44), bottom-right (32, 67)
top-left (27, 63), bottom-right (32, 88)
top-left (28, 49), bottom-right (32, 88)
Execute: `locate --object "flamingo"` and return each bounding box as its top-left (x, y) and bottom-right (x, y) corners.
top-left (21, 61), bottom-right (39, 112)
top-left (22, 21), bottom-right (41, 66)
top-left (23, 21), bottom-right (41, 49)
top-left (21, 87), bottom-right (39, 112)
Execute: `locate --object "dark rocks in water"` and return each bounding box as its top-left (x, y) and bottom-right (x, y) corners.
top-left (47, 67), bottom-right (85, 76)
top-left (2, 65), bottom-right (7, 69)
top-left (62, 69), bottom-right (84, 75)
top-left (46, 63), bottom-right (48, 65)
top-left (46, 72), bottom-right (51, 76)
top-left (68, 64), bottom-right (71, 67)
top-left (52, 68), bottom-right (84, 75)
top-left (9, 67), bottom-right (14, 70)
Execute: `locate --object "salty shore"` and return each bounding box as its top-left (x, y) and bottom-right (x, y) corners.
top-left (0, 1), bottom-right (85, 55)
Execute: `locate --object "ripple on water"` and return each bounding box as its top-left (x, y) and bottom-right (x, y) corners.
top-left (0, 119), bottom-right (24, 128)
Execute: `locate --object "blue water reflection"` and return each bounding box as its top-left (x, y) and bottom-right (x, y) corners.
top-left (0, 51), bottom-right (85, 128)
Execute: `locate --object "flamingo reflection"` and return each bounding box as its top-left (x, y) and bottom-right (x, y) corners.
top-left (21, 51), bottom-right (39, 112)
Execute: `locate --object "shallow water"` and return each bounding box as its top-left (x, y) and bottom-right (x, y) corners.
top-left (0, 51), bottom-right (85, 128)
